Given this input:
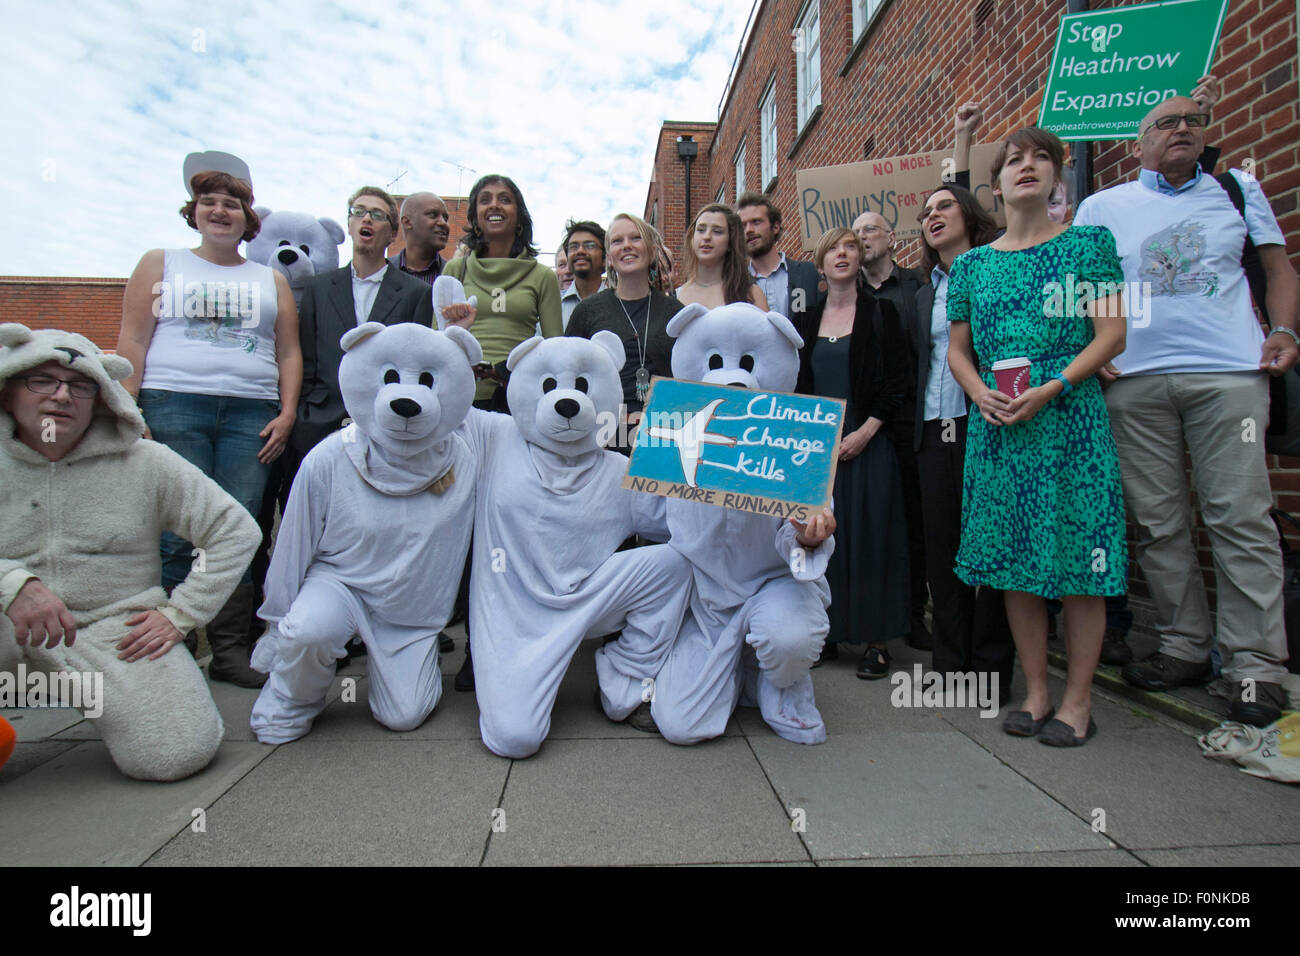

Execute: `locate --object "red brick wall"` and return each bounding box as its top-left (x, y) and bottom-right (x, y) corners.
top-left (644, 121), bottom-right (718, 270)
top-left (0, 277), bottom-right (127, 351)
top-left (666, 0), bottom-right (1300, 608)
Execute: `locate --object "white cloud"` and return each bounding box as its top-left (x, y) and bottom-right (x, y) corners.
top-left (0, 0), bottom-right (747, 276)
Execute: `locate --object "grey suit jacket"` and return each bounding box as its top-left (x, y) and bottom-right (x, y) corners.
top-left (785, 257), bottom-right (826, 346)
top-left (291, 263), bottom-right (435, 454)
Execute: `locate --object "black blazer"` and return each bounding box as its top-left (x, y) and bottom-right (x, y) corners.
top-left (291, 263), bottom-right (435, 455)
top-left (796, 286), bottom-right (908, 430)
top-left (912, 279), bottom-right (973, 452)
top-left (785, 257), bottom-right (826, 335)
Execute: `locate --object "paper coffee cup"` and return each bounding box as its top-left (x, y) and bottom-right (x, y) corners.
top-left (992, 357), bottom-right (1032, 398)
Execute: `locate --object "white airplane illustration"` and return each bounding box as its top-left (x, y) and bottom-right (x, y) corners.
top-left (645, 398), bottom-right (736, 487)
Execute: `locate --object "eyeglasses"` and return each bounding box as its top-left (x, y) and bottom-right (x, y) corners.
top-left (1142, 112), bottom-right (1211, 136)
top-left (566, 240), bottom-right (602, 254)
top-left (857, 225), bottom-right (888, 236)
top-left (13, 374), bottom-right (100, 398)
top-left (917, 198), bottom-right (958, 223)
top-left (348, 206), bottom-right (392, 225)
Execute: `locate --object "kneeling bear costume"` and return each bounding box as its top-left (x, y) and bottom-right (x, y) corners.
top-left (250, 321), bottom-right (483, 742)
top-left (651, 302), bottom-right (835, 745)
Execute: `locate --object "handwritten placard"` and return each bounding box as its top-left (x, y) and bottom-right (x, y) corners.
top-left (623, 378), bottom-right (845, 521)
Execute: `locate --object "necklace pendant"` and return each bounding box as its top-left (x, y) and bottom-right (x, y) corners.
top-left (635, 366), bottom-right (651, 402)
top-left (828, 335), bottom-right (838, 343)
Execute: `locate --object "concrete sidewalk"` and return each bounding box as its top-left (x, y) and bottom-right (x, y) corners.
top-left (3, 626), bottom-right (1298, 867)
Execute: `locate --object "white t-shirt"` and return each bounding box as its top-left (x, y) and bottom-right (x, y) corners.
top-left (1073, 169), bottom-right (1284, 376)
top-left (142, 249), bottom-right (281, 399)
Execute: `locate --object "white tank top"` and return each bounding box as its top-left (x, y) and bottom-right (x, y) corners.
top-left (141, 249), bottom-right (281, 400)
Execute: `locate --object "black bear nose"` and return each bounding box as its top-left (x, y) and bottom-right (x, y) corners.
top-left (727, 380), bottom-right (748, 388)
top-left (554, 398), bottom-right (580, 419)
top-left (390, 398), bottom-right (421, 418)
top-left (277, 249), bottom-right (299, 264)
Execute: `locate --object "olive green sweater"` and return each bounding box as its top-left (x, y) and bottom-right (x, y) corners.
top-left (445, 253), bottom-right (563, 401)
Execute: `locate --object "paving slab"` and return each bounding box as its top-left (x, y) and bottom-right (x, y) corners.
top-left (939, 680), bottom-right (1300, 849)
top-left (1134, 844), bottom-right (1300, 866)
top-left (2, 706), bottom-right (87, 741)
top-left (0, 740), bottom-right (272, 866)
top-left (145, 739), bottom-right (506, 866)
top-left (820, 848), bottom-right (1144, 866)
top-left (748, 730), bottom-right (1111, 860)
top-left (0, 740), bottom-right (79, 785)
top-left (484, 737), bottom-right (807, 866)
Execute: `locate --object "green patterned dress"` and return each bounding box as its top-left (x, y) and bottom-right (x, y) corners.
top-left (946, 225), bottom-right (1127, 597)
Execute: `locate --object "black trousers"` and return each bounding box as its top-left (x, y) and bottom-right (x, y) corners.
top-left (916, 416), bottom-right (1015, 702)
top-left (887, 404), bottom-right (928, 624)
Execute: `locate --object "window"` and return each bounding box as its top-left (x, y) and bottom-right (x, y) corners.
top-left (794, 1), bottom-right (821, 132)
top-left (715, 184), bottom-right (726, 205)
top-left (734, 140), bottom-right (747, 198)
top-left (759, 80), bottom-right (777, 186)
top-left (650, 200), bottom-right (658, 227)
top-left (851, 0), bottom-right (884, 40)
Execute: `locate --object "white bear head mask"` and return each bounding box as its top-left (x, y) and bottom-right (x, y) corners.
top-left (666, 301), bottom-right (803, 392)
top-left (339, 322), bottom-right (481, 456)
top-left (506, 331), bottom-right (625, 456)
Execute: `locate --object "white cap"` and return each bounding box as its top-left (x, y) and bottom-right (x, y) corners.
top-left (183, 150), bottom-right (252, 197)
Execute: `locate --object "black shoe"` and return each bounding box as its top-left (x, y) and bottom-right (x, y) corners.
top-left (1037, 716), bottom-right (1098, 747)
top-left (811, 643), bottom-right (839, 668)
top-left (857, 644), bottom-right (891, 680)
top-left (1122, 652), bottom-right (1210, 691)
top-left (905, 616), bottom-right (933, 651)
top-left (454, 643), bottom-right (475, 692)
top-left (1003, 707), bottom-right (1056, 737)
top-left (1099, 628), bottom-right (1133, 666)
top-left (439, 632), bottom-right (454, 653)
top-left (1228, 681), bottom-right (1287, 727)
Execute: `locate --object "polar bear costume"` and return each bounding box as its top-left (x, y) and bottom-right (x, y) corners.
top-left (651, 302), bottom-right (834, 746)
top-left (245, 208), bottom-right (345, 307)
top-left (466, 332), bottom-right (692, 759)
top-left (0, 324), bottom-right (260, 780)
top-left (249, 321), bottom-right (483, 743)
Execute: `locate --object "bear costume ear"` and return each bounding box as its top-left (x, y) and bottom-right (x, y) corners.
top-left (101, 354), bottom-right (133, 381)
top-left (444, 325), bottom-right (483, 366)
top-left (766, 311), bottom-right (804, 350)
top-left (340, 322), bottom-right (387, 352)
top-left (253, 206), bottom-right (272, 218)
top-left (320, 218), bottom-right (346, 245)
top-left (506, 336), bottom-right (544, 371)
top-left (590, 330), bottom-right (626, 371)
top-left (0, 323), bottom-right (34, 349)
top-left (665, 302), bottom-right (709, 339)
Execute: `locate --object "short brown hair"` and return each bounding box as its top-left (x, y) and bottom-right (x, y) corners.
top-left (736, 191), bottom-right (781, 230)
top-left (347, 186), bottom-right (399, 230)
top-left (990, 127), bottom-right (1066, 187)
top-left (179, 171), bottom-right (260, 242)
top-left (813, 227), bottom-right (865, 273)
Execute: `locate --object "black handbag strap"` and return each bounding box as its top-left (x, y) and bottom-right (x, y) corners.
top-left (1270, 508), bottom-right (1300, 553)
top-left (1216, 172), bottom-right (1270, 325)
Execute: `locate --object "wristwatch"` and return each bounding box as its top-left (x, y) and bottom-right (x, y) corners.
top-left (1268, 326), bottom-right (1300, 347)
top-left (1052, 373), bottom-right (1073, 395)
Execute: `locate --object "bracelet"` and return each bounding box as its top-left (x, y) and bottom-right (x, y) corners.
top-left (1052, 373), bottom-right (1073, 395)
top-left (1268, 327), bottom-right (1300, 347)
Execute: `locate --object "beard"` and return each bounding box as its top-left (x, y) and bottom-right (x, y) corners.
top-left (746, 236), bottom-right (774, 258)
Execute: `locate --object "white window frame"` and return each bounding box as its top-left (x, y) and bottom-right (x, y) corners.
top-left (734, 139), bottom-right (747, 198)
top-left (851, 0), bottom-right (884, 41)
top-left (759, 80), bottom-right (777, 186)
top-left (794, 1), bottom-right (821, 132)
top-left (715, 184), bottom-right (726, 205)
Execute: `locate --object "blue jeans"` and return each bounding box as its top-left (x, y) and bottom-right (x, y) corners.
top-left (140, 389), bottom-right (277, 591)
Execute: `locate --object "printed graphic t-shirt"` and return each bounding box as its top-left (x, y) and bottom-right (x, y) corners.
top-left (1073, 169), bottom-right (1284, 376)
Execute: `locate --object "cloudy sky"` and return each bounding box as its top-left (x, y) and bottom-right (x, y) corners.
top-left (3, 0), bottom-right (747, 278)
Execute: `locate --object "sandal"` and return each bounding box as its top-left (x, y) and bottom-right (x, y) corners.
top-left (856, 644), bottom-right (891, 680)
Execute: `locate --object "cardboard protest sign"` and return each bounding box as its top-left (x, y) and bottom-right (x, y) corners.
top-left (1038, 0), bottom-right (1229, 141)
top-left (623, 377), bottom-right (845, 522)
top-left (796, 143), bottom-right (1004, 250)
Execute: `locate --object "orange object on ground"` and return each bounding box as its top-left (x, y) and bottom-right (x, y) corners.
top-left (0, 715), bottom-right (14, 770)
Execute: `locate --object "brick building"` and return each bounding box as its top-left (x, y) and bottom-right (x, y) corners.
top-left (645, 0), bottom-right (1300, 609)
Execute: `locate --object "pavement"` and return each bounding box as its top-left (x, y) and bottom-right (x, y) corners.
top-left (3, 622), bottom-right (1298, 868)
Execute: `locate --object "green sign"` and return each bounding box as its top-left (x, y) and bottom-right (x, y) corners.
top-left (1038, 0), bottom-right (1229, 141)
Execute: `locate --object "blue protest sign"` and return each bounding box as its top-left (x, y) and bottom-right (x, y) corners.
top-left (623, 377), bottom-right (846, 521)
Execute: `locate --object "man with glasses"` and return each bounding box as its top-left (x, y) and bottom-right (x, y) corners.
top-left (289, 186), bottom-right (434, 480)
top-left (560, 220), bottom-right (607, 330)
top-left (851, 210), bottom-right (932, 650)
top-left (1074, 95), bottom-right (1300, 726)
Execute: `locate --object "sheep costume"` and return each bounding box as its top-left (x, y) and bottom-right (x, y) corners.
top-left (0, 324), bottom-right (259, 780)
top-left (249, 321), bottom-right (483, 743)
top-left (466, 332), bottom-right (692, 759)
top-left (651, 302), bottom-right (834, 746)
